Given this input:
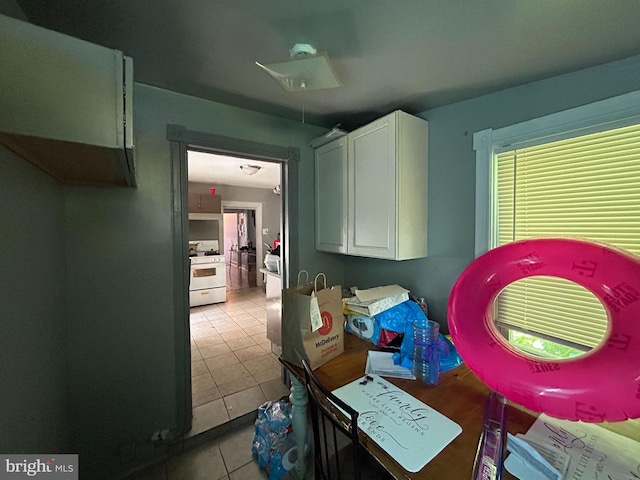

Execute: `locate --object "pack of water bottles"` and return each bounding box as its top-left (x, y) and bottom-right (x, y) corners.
top-left (251, 398), bottom-right (308, 480)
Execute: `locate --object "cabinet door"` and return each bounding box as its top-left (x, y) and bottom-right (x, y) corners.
top-left (0, 15), bottom-right (122, 148)
top-left (315, 138), bottom-right (348, 253)
top-left (0, 15), bottom-right (135, 187)
top-left (188, 194), bottom-right (221, 213)
top-left (198, 194), bottom-right (221, 213)
top-left (187, 194), bottom-right (201, 212)
top-left (348, 114), bottom-right (397, 259)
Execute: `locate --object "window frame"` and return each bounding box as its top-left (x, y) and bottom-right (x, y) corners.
top-left (473, 90), bottom-right (640, 257)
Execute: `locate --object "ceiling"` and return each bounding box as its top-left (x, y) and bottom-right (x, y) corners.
top-left (11, 0), bottom-right (640, 131)
top-left (188, 152), bottom-right (281, 189)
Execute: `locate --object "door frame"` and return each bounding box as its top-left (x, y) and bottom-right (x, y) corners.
top-left (167, 124), bottom-right (298, 433)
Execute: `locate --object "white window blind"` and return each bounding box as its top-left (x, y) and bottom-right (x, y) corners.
top-left (494, 122), bottom-right (640, 349)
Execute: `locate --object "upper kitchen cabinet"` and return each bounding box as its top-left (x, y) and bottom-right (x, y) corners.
top-left (188, 194), bottom-right (222, 213)
top-left (315, 111), bottom-right (428, 261)
top-left (0, 14), bottom-right (135, 187)
top-left (315, 137), bottom-right (348, 254)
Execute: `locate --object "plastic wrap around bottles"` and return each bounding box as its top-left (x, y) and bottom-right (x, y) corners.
top-left (448, 238), bottom-right (640, 422)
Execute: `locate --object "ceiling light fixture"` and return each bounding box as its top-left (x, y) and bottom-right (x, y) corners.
top-left (240, 164), bottom-right (261, 176)
top-left (255, 43), bottom-right (341, 93)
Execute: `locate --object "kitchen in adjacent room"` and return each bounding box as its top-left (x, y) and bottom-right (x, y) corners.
top-left (186, 150), bottom-right (288, 436)
top-left (188, 192), bottom-right (225, 307)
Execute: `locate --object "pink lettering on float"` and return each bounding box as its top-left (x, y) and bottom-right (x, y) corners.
top-left (448, 238), bottom-right (640, 422)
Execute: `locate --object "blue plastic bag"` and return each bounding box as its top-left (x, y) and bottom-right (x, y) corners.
top-left (387, 301), bottom-right (463, 373)
top-left (374, 300), bottom-right (420, 333)
top-left (347, 299), bottom-right (463, 373)
top-left (346, 299), bottom-right (418, 347)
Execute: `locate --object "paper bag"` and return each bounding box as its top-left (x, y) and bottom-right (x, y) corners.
top-left (281, 271), bottom-right (344, 370)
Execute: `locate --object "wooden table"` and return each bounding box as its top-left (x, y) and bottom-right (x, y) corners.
top-left (281, 334), bottom-right (537, 480)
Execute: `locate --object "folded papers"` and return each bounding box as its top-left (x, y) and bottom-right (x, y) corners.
top-left (344, 284), bottom-right (409, 316)
top-left (365, 351), bottom-right (415, 379)
top-left (504, 414), bottom-right (640, 480)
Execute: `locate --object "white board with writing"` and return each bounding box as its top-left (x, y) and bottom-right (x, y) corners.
top-left (332, 374), bottom-right (462, 473)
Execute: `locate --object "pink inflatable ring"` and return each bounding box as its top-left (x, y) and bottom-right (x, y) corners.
top-left (448, 238), bottom-right (640, 422)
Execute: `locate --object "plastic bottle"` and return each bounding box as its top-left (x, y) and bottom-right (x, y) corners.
top-left (410, 295), bottom-right (429, 317)
top-left (417, 297), bottom-right (428, 317)
top-left (412, 318), bottom-right (441, 385)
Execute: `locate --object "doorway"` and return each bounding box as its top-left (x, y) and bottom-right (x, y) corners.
top-left (187, 161), bottom-right (282, 433)
top-left (223, 202), bottom-right (264, 290)
top-left (168, 124), bottom-right (298, 435)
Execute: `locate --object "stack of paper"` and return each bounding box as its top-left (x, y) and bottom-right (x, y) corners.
top-left (365, 351), bottom-right (415, 379)
top-left (505, 433), bottom-right (569, 480)
top-left (344, 285), bottom-right (409, 316)
top-left (504, 414), bottom-right (640, 480)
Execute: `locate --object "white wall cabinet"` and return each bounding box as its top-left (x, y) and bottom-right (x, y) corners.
top-left (315, 110), bottom-right (428, 260)
top-left (315, 137), bottom-right (348, 253)
top-left (0, 14), bottom-right (135, 187)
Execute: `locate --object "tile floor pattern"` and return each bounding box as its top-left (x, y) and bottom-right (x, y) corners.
top-left (128, 422), bottom-right (313, 480)
top-left (120, 286), bottom-right (306, 480)
top-left (188, 286), bottom-right (290, 437)
top-left (124, 284), bottom-right (356, 480)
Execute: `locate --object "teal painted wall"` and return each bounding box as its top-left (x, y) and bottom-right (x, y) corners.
top-left (342, 55), bottom-right (640, 331)
top-left (0, 76), bottom-right (338, 468)
top-left (5, 11), bottom-right (638, 468)
top-left (62, 84), bottom-right (329, 466)
top-left (0, 146), bottom-right (69, 452)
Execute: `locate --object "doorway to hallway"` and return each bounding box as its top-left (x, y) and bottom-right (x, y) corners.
top-left (168, 124), bottom-right (297, 437)
top-left (186, 153), bottom-right (284, 436)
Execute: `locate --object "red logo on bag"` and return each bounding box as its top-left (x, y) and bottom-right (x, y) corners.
top-left (318, 312), bottom-right (333, 335)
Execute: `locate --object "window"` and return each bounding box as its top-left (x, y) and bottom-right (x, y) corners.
top-left (474, 90), bottom-right (640, 358)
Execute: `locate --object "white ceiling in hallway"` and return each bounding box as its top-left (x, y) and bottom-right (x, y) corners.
top-left (187, 151), bottom-right (281, 189)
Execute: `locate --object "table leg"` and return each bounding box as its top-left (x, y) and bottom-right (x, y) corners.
top-left (289, 376), bottom-right (308, 480)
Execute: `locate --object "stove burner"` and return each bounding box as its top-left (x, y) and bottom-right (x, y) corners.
top-left (204, 250), bottom-right (220, 256)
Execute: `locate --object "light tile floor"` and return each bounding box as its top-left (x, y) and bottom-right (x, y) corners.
top-left (126, 421), bottom-right (313, 480)
top-left (188, 286), bottom-right (290, 436)
top-left (118, 286), bottom-right (299, 480)
top-left (123, 282), bottom-right (385, 480)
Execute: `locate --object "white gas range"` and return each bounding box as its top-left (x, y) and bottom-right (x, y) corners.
top-left (189, 240), bottom-right (226, 307)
